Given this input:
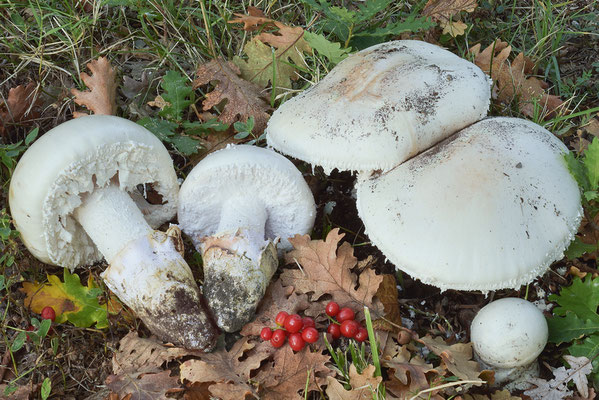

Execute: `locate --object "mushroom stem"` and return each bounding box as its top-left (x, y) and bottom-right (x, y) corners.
top-left (73, 184), bottom-right (152, 263)
top-left (216, 196), bottom-right (268, 262)
top-left (73, 183), bottom-right (218, 350)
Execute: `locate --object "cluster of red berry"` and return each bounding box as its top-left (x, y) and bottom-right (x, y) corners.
top-left (260, 311), bottom-right (318, 351)
top-left (259, 302), bottom-right (369, 351)
top-left (325, 301), bottom-right (368, 342)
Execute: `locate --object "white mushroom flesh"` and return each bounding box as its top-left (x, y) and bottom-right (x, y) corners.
top-left (178, 144), bottom-right (316, 331)
top-left (9, 115), bottom-right (178, 269)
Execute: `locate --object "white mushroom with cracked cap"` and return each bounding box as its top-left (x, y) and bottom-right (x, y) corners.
top-left (266, 39), bottom-right (491, 173)
top-left (356, 117), bottom-right (582, 291)
top-left (178, 144), bottom-right (316, 332)
top-left (9, 115), bottom-right (218, 350)
top-left (471, 297), bottom-right (548, 389)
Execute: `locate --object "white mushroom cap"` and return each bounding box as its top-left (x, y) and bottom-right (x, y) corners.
top-left (9, 115), bottom-right (179, 268)
top-left (356, 117), bottom-right (582, 291)
top-left (178, 144), bottom-right (316, 252)
top-left (266, 40), bottom-right (491, 173)
top-left (471, 298), bottom-right (548, 368)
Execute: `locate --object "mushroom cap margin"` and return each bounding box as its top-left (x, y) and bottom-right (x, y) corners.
top-left (177, 144), bottom-right (316, 251)
top-left (8, 115), bottom-right (179, 268)
top-left (355, 117), bottom-right (582, 291)
top-left (266, 39), bottom-right (491, 173)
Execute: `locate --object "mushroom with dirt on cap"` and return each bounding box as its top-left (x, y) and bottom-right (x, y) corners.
top-left (266, 39), bottom-right (491, 173)
top-left (355, 117), bottom-right (582, 291)
top-left (177, 144), bottom-right (316, 332)
top-left (470, 297), bottom-right (548, 390)
top-left (9, 115), bottom-right (218, 350)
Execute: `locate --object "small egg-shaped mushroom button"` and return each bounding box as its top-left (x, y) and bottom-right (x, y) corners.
top-left (178, 144), bottom-right (316, 332)
top-left (471, 298), bottom-right (548, 389)
top-left (9, 115), bottom-right (218, 350)
top-left (266, 39), bottom-right (491, 173)
top-left (356, 117), bottom-right (582, 291)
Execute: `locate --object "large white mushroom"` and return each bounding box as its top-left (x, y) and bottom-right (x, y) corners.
top-left (356, 117), bottom-right (582, 291)
top-left (9, 115), bottom-right (218, 350)
top-left (266, 39), bottom-right (491, 173)
top-left (471, 297), bottom-right (548, 389)
top-left (178, 144), bottom-right (316, 332)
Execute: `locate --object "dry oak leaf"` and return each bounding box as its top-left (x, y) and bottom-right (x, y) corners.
top-left (373, 273), bottom-right (402, 331)
top-left (0, 82), bottom-right (41, 135)
top-left (179, 336), bottom-right (270, 400)
top-left (326, 364), bottom-right (382, 400)
top-left (382, 341), bottom-right (440, 399)
top-left (470, 40), bottom-right (564, 118)
top-left (418, 336), bottom-right (485, 384)
top-left (241, 278), bottom-right (310, 337)
top-left (233, 21), bottom-right (312, 93)
top-left (105, 370), bottom-right (183, 400)
top-left (228, 6), bottom-right (274, 31)
top-left (254, 345), bottom-right (333, 400)
top-left (423, 0), bottom-right (478, 22)
top-left (458, 389), bottom-right (521, 399)
top-left (71, 56), bottom-right (117, 117)
top-left (112, 331), bottom-right (203, 375)
top-left (281, 228), bottom-right (384, 320)
top-left (194, 58), bottom-right (270, 133)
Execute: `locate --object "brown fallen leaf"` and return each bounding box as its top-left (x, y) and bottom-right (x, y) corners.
top-left (183, 382), bottom-right (212, 400)
top-left (326, 365), bottom-right (382, 400)
top-left (281, 228), bottom-right (384, 320)
top-left (459, 389), bottom-right (521, 399)
top-left (179, 336), bottom-right (270, 400)
top-left (470, 40), bottom-right (564, 118)
top-left (417, 336), bottom-right (484, 383)
top-left (423, 0), bottom-right (478, 21)
top-left (111, 331), bottom-right (203, 375)
top-left (382, 339), bottom-right (440, 399)
top-left (105, 370), bottom-right (182, 400)
top-left (254, 345), bottom-right (333, 400)
top-left (423, 0), bottom-right (477, 37)
top-left (231, 19), bottom-right (312, 93)
top-left (193, 58), bottom-right (271, 133)
top-left (373, 273), bottom-right (402, 331)
top-left (0, 382), bottom-right (40, 400)
top-left (0, 82), bottom-right (41, 136)
top-left (228, 6), bottom-right (274, 31)
top-left (241, 279), bottom-right (310, 337)
top-left (71, 56), bottom-right (117, 117)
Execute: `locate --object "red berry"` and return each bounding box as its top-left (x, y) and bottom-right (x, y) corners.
top-left (271, 329), bottom-right (286, 348)
top-left (325, 301), bottom-right (340, 317)
top-left (302, 327), bottom-right (319, 343)
top-left (340, 320), bottom-right (359, 338)
top-left (275, 311), bottom-right (289, 326)
top-left (260, 327), bottom-right (273, 341)
top-left (288, 333), bottom-right (305, 352)
top-left (327, 323), bottom-right (341, 340)
top-left (284, 314), bottom-right (303, 333)
top-left (25, 325), bottom-right (35, 340)
top-left (302, 317), bottom-right (315, 329)
top-left (337, 307), bottom-right (355, 322)
top-left (354, 327), bottom-right (368, 342)
top-left (41, 306), bottom-right (56, 322)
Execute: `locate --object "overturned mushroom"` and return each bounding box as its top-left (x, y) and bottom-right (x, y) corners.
top-left (267, 39), bottom-right (491, 173)
top-left (178, 144), bottom-right (316, 332)
top-left (356, 117), bottom-right (582, 291)
top-left (471, 298), bottom-right (548, 390)
top-left (9, 115), bottom-right (218, 350)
